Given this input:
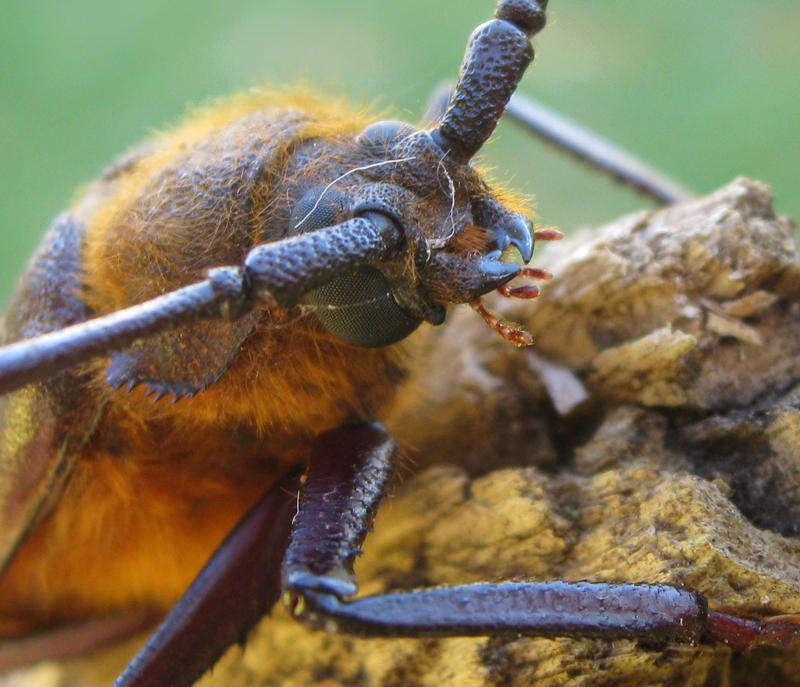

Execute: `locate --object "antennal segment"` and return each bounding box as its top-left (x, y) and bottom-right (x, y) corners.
top-left (432, 0), bottom-right (547, 161)
top-left (0, 214), bottom-right (401, 395)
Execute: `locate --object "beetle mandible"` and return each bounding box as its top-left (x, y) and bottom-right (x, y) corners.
top-left (0, 2), bottom-right (799, 686)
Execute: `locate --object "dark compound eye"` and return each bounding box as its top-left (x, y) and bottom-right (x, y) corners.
top-left (303, 266), bottom-right (421, 347)
top-left (290, 189), bottom-right (420, 347)
top-left (356, 120), bottom-right (416, 150)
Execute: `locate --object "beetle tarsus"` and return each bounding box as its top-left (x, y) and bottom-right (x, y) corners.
top-left (533, 227), bottom-right (564, 242)
top-left (470, 299), bottom-right (534, 346)
top-left (519, 267), bottom-right (553, 280)
top-left (497, 283), bottom-right (541, 299)
top-left (705, 610), bottom-right (800, 651)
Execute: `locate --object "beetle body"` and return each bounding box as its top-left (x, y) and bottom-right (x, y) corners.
top-left (6, 3), bottom-right (798, 685)
top-left (0, 89), bottom-right (531, 632)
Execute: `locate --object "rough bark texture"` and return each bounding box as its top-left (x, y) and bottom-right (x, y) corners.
top-left (4, 179), bottom-right (800, 686)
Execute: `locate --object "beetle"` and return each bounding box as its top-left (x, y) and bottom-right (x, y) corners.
top-left (0, 2), bottom-right (799, 686)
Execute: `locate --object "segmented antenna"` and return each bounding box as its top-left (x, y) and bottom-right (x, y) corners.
top-left (0, 215), bottom-right (401, 395)
top-left (432, 0), bottom-right (547, 161)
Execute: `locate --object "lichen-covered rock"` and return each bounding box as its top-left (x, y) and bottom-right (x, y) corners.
top-left (4, 179), bottom-right (800, 686)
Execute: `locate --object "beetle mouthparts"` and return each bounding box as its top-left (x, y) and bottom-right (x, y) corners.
top-left (494, 213), bottom-right (534, 263)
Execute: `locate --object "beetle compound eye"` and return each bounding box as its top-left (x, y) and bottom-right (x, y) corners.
top-left (290, 186), bottom-right (348, 232)
top-left (356, 120), bottom-right (417, 151)
top-left (303, 266), bottom-right (421, 347)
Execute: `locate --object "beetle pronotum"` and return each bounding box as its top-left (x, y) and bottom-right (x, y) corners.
top-left (0, 2), bottom-right (798, 686)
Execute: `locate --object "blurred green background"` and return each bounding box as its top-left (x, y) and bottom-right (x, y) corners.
top-left (1, 0), bottom-right (798, 305)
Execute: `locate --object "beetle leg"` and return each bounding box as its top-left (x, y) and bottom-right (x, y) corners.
top-left (281, 423), bottom-right (398, 601)
top-left (705, 610), bottom-right (800, 652)
top-left (469, 299), bottom-right (534, 346)
top-left (498, 283), bottom-right (540, 299)
top-left (283, 425), bottom-right (800, 650)
top-left (113, 470), bottom-right (301, 687)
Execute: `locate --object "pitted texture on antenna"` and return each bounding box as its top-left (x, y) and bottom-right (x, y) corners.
top-left (495, 0), bottom-right (547, 34)
top-left (244, 214), bottom-right (402, 307)
top-left (433, 0), bottom-right (546, 161)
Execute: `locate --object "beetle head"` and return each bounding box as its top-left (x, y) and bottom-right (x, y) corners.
top-left (290, 0), bottom-right (549, 347)
top-left (288, 118), bottom-right (540, 348)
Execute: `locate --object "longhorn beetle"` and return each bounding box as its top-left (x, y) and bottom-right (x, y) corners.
top-left (0, 2), bottom-right (798, 686)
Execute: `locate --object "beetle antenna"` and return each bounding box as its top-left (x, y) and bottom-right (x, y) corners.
top-left (431, 0), bottom-right (547, 161)
top-left (0, 214), bottom-right (402, 395)
top-left (425, 85), bottom-right (695, 206)
top-left (504, 94), bottom-right (694, 204)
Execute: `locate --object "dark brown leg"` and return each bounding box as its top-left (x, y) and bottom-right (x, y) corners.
top-left (424, 85), bottom-right (693, 206)
top-left (113, 423), bottom-right (800, 687)
top-left (113, 470), bottom-right (301, 687)
top-left (283, 424), bottom-right (800, 649)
